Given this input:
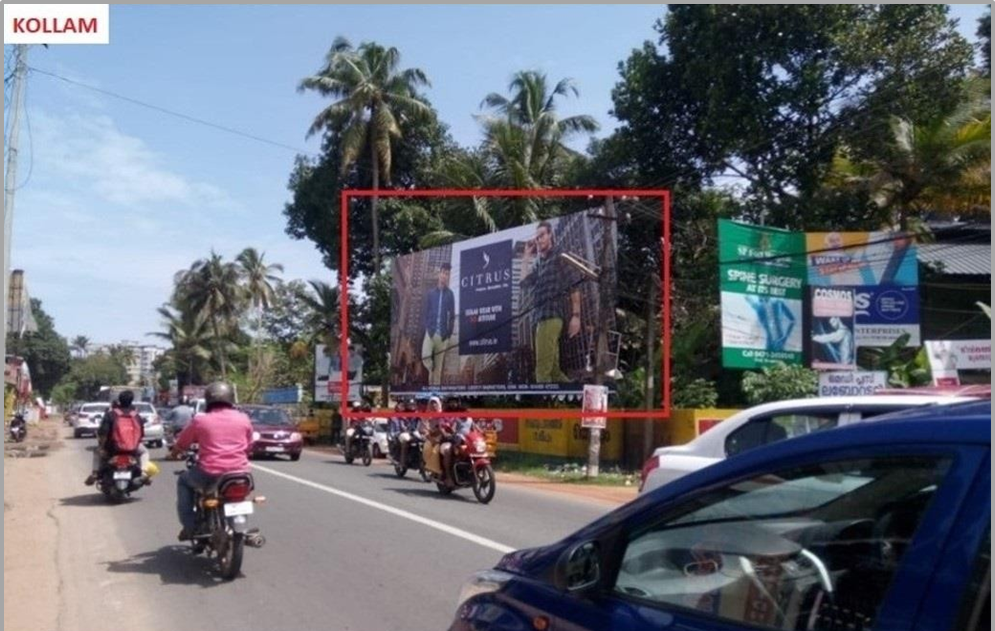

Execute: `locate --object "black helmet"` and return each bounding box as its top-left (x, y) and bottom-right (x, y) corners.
top-left (204, 381), bottom-right (235, 408)
top-left (117, 390), bottom-right (135, 407)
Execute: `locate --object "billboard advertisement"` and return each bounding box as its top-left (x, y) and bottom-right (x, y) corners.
top-left (853, 285), bottom-right (921, 347)
top-left (809, 287), bottom-right (856, 371)
top-left (719, 220), bottom-right (806, 369)
top-left (806, 231), bottom-right (917, 287)
top-left (315, 344), bottom-right (363, 403)
top-left (389, 209), bottom-right (617, 395)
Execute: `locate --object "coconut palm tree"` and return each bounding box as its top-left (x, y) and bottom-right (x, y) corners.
top-left (237, 247), bottom-right (284, 339)
top-left (71, 335), bottom-right (90, 359)
top-left (299, 36), bottom-right (432, 276)
top-left (148, 306), bottom-right (215, 387)
top-left (175, 252), bottom-right (245, 378)
top-left (299, 280), bottom-right (345, 352)
top-left (477, 71), bottom-right (599, 221)
top-left (832, 79), bottom-right (991, 227)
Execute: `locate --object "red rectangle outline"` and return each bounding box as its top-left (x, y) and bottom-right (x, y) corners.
top-left (340, 189), bottom-right (672, 421)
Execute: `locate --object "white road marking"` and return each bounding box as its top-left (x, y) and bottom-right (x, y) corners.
top-left (251, 463), bottom-right (516, 554)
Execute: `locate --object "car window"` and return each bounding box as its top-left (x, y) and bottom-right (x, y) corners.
top-left (134, 403), bottom-right (155, 414)
top-left (614, 456), bottom-right (950, 631)
top-left (81, 404), bottom-right (109, 414)
top-left (246, 408), bottom-right (291, 426)
top-left (726, 412), bottom-right (839, 457)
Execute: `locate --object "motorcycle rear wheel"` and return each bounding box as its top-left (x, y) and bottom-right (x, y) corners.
top-left (217, 532), bottom-right (244, 580)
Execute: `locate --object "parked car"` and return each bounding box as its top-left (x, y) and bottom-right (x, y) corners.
top-left (242, 405), bottom-right (304, 461)
top-left (639, 394), bottom-right (979, 494)
top-left (72, 402), bottom-right (110, 438)
top-left (133, 401), bottom-right (164, 448)
top-left (451, 400), bottom-right (991, 631)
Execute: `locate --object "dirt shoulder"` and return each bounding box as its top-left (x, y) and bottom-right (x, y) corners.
top-left (4, 417), bottom-right (64, 631)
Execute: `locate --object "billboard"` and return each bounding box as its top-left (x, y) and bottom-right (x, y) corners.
top-left (389, 209), bottom-right (617, 395)
top-left (809, 287), bottom-right (856, 371)
top-left (719, 220), bottom-right (806, 369)
top-left (806, 231), bottom-right (917, 287)
top-left (314, 344), bottom-right (363, 403)
top-left (853, 285), bottom-right (921, 347)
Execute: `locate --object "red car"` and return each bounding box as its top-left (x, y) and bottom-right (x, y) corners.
top-left (242, 405), bottom-right (304, 461)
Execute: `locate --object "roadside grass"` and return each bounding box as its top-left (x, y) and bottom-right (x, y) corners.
top-left (494, 453), bottom-right (638, 487)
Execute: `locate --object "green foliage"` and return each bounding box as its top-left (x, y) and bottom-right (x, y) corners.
top-left (50, 381), bottom-right (78, 407)
top-left (5, 298), bottom-right (72, 397)
top-left (862, 334), bottom-right (931, 388)
top-left (672, 377), bottom-right (719, 409)
top-left (605, 5), bottom-right (974, 228)
top-left (741, 363), bottom-right (818, 405)
top-left (978, 10), bottom-right (990, 76)
top-left (59, 354), bottom-right (129, 401)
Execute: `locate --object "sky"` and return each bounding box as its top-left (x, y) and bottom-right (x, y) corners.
top-left (5, 4), bottom-right (989, 347)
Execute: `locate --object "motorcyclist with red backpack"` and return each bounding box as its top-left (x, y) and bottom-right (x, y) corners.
top-left (84, 390), bottom-right (151, 486)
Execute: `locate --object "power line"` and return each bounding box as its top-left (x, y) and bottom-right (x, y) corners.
top-left (27, 65), bottom-right (318, 157)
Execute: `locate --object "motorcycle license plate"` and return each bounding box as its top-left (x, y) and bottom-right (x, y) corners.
top-left (224, 501), bottom-right (254, 517)
top-left (265, 446), bottom-right (284, 452)
top-left (113, 471), bottom-right (132, 481)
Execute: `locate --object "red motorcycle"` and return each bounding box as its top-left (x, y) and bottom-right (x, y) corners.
top-left (426, 428), bottom-right (496, 504)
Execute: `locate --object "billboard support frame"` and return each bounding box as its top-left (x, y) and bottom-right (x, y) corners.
top-left (340, 189), bottom-right (671, 423)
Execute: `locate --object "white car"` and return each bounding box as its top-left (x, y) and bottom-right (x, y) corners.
top-left (639, 394), bottom-right (979, 494)
top-left (371, 418), bottom-right (390, 458)
top-left (72, 402), bottom-right (110, 438)
top-left (133, 401), bottom-right (164, 448)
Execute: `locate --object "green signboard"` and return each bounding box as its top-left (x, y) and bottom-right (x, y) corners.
top-left (718, 219), bottom-right (806, 368)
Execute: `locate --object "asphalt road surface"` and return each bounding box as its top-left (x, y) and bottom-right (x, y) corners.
top-left (46, 430), bottom-right (618, 631)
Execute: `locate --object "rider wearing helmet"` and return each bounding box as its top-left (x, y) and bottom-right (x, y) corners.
top-left (85, 390), bottom-right (152, 486)
top-left (169, 381), bottom-right (253, 541)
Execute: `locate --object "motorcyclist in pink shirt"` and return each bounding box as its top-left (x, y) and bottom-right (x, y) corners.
top-left (169, 381), bottom-right (253, 541)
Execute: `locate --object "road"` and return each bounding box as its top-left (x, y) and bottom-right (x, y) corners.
top-left (27, 429), bottom-right (621, 631)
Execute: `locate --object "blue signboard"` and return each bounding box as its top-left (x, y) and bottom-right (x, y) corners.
top-left (458, 240), bottom-right (513, 355)
top-left (852, 285), bottom-right (921, 346)
top-left (262, 386), bottom-right (301, 405)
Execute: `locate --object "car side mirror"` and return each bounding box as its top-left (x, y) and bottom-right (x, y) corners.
top-left (557, 541), bottom-right (602, 593)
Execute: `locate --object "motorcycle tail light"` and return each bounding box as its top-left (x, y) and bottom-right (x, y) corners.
top-left (112, 455), bottom-right (134, 467)
top-left (223, 483), bottom-right (251, 502)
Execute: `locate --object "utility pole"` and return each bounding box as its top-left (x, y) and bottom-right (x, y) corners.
top-left (587, 196), bottom-right (616, 478)
top-left (642, 276), bottom-right (657, 461)
top-left (3, 45), bottom-right (28, 367)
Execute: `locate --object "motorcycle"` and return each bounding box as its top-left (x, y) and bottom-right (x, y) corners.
top-left (387, 428), bottom-right (429, 480)
top-left (179, 446), bottom-right (266, 580)
top-left (425, 428), bottom-right (496, 504)
top-left (342, 421), bottom-right (374, 466)
top-left (97, 452), bottom-right (146, 503)
top-left (9, 414), bottom-right (27, 443)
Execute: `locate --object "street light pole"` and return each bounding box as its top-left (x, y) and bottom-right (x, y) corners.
top-left (3, 45), bottom-right (28, 366)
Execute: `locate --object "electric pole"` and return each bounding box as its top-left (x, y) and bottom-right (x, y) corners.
top-left (3, 45), bottom-right (28, 367)
top-left (587, 196), bottom-right (616, 478)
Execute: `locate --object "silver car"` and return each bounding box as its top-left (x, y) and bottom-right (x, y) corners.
top-left (72, 402), bottom-right (110, 438)
top-left (133, 401), bottom-right (164, 448)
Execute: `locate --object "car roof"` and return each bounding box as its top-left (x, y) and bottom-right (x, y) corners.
top-left (654, 394), bottom-right (978, 455)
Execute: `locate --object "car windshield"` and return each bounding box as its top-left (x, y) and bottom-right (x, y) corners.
top-left (134, 403), bottom-right (155, 414)
top-left (247, 408), bottom-right (292, 426)
top-left (672, 470), bottom-right (875, 526)
top-left (81, 404), bottom-right (109, 414)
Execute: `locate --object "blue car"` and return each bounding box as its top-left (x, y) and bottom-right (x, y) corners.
top-left (451, 401), bottom-right (990, 631)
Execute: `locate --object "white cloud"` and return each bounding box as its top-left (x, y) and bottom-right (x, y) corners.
top-left (28, 110), bottom-right (240, 209)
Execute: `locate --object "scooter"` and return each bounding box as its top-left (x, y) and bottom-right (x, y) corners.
top-left (9, 413), bottom-right (27, 443)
